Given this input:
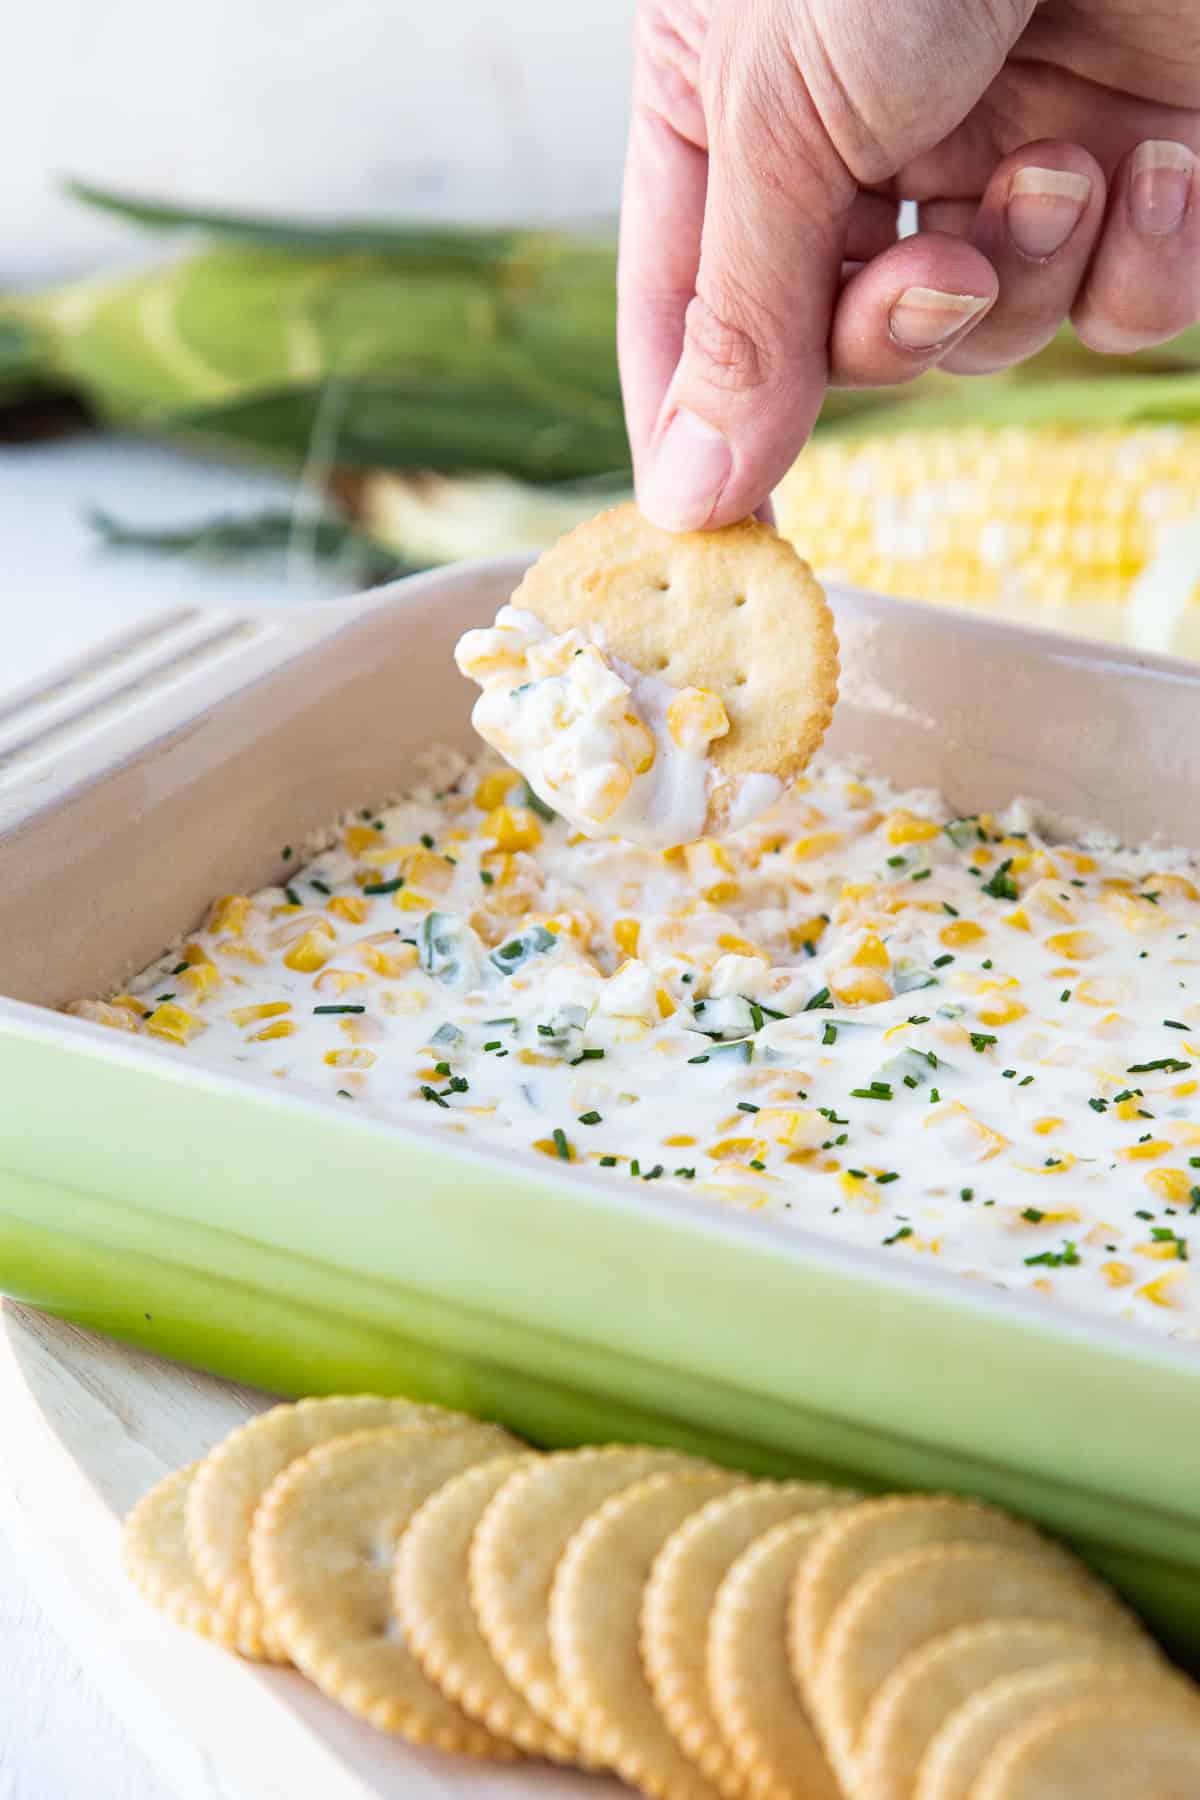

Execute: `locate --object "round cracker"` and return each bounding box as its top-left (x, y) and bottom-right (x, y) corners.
top-left (791, 1495), bottom-right (1090, 1690)
top-left (807, 1543), bottom-right (1142, 1785)
top-left (394, 1454), bottom-right (576, 1762)
top-left (549, 1467), bottom-right (745, 1797)
top-left (643, 1481), bottom-right (855, 1798)
top-left (470, 1444), bottom-right (701, 1738)
top-left (250, 1421), bottom-right (521, 1754)
top-left (856, 1619), bottom-right (1150, 1800)
top-left (915, 1657), bottom-right (1189, 1800)
top-left (187, 1393), bottom-right (462, 1660)
top-left (123, 1463), bottom-right (250, 1651)
top-left (970, 1689), bottom-right (1200, 1800)
top-left (707, 1514), bottom-right (843, 1800)
top-left (510, 504), bottom-right (839, 830)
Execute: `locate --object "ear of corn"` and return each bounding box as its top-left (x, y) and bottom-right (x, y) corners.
top-left (775, 423), bottom-right (1200, 659)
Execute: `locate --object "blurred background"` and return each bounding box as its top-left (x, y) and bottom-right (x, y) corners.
top-left (6, 0), bottom-right (1200, 697)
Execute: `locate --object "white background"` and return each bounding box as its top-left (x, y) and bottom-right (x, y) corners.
top-left (2, 4), bottom-right (634, 1794)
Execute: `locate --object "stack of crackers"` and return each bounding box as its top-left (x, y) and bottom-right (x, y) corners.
top-left (125, 1395), bottom-right (1200, 1797)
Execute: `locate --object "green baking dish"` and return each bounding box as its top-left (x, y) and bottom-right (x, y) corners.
top-left (3, 564), bottom-right (1200, 1658)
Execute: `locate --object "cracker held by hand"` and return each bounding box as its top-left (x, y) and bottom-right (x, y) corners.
top-left (455, 505), bottom-right (838, 848)
top-left (249, 1422), bottom-right (521, 1754)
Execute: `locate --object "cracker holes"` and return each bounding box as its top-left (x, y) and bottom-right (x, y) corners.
top-left (655, 579), bottom-right (670, 592)
top-left (734, 595), bottom-right (746, 608)
top-left (734, 673), bottom-right (748, 687)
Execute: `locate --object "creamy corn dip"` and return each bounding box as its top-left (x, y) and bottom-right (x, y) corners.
top-left (454, 607), bottom-right (782, 848)
top-left (76, 756), bottom-right (1200, 1345)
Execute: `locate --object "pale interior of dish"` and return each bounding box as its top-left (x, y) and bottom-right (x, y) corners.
top-left (71, 749), bottom-right (1200, 1348)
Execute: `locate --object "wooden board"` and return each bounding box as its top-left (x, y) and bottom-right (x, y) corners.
top-left (0, 1301), bottom-right (625, 1800)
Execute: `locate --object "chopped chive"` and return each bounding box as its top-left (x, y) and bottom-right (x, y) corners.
top-left (850, 1082), bottom-right (893, 1101)
top-left (578, 1111), bottom-right (603, 1126)
top-left (420, 833), bottom-right (435, 849)
top-left (171, 961), bottom-right (190, 976)
top-left (314, 1004), bottom-right (366, 1015)
top-left (1059, 989), bottom-right (1071, 1003)
top-left (600, 1155), bottom-right (618, 1167)
top-left (363, 876), bottom-right (405, 895)
top-left (674, 1167), bottom-right (696, 1179)
top-left (311, 878), bottom-right (331, 895)
top-left (749, 1160), bottom-right (766, 1171)
top-left (571, 1048), bottom-right (606, 1065)
top-left (1164, 1020), bottom-right (1189, 1030)
top-left (688, 1054), bottom-right (710, 1065)
top-left (420, 1085), bottom-right (449, 1108)
top-left (1022, 1207), bottom-right (1046, 1223)
top-left (1018, 1075), bottom-right (1034, 1086)
top-left (552, 1128), bottom-right (571, 1161)
top-left (933, 954), bottom-right (954, 968)
top-left (907, 1014), bottom-right (931, 1025)
top-left (1127, 1058), bottom-right (1191, 1074)
top-left (886, 854), bottom-right (906, 868)
top-left (804, 987), bottom-right (833, 1011)
top-left (876, 1171), bottom-right (900, 1184)
top-left (483, 1041), bottom-right (502, 1052)
top-left (822, 1022), bottom-right (838, 1045)
top-left (883, 1226), bottom-right (914, 1246)
top-left (285, 886), bottom-right (301, 906)
top-left (737, 1101), bottom-right (760, 1114)
top-left (336, 1088), bottom-right (353, 1098)
top-left (942, 902), bottom-right (959, 917)
top-left (911, 868), bottom-right (932, 882)
top-left (982, 859), bottom-right (1018, 901)
top-left (969, 1032), bottom-right (997, 1053)
top-left (521, 783), bottom-right (557, 822)
top-left (281, 846), bottom-right (293, 860)
top-left (480, 869), bottom-right (495, 886)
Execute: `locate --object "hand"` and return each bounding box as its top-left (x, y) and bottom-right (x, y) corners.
top-left (619, 0), bottom-right (1200, 530)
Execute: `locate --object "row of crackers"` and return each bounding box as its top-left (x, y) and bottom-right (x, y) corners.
top-left (125, 1394), bottom-right (1200, 1798)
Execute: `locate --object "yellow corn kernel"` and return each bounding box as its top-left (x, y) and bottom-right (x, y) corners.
top-left (178, 962), bottom-right (221, 1000)
top-left (791, 830), bottom-right (843, 862)
top-left (977, 998), bottom-right (1028, 1027)
top-left (830, 967), bottom-right (893, 1006)
top-left (533, 1135), bottom-right (575, 1162)
top-left (1114, 1095), bottom-right (1143, 1121)
top-left (923, 1100), bottom-right (1008, 1161)
top-left (844, 780), bottom-right (873, 807)
top-left (1136, 1238), bottom-right (1187, 1261)
top-left (614, 918), bottom-right (641, 958)
top-left (324, 1047), bottom-right (376, 1069)
top-left (344, 824), bottom-right (379, 855)
top-left (756, 1108), bottom-right (824, 1148)
top-left (1101, 1261), bottom-right (1134, 1288)
top-left (402, 849), bottom-right (455, 893)
top-left (227, 1001), bottom-right (291, 1026)
top-left (1138, 1272), bottom-right (1187, 1307)
top-left (717, 933), bottom-right (763, 958)
top-left (475, 768), bottom-right (522, 811)
top-left (666, 687), bottom-right (729, 751)
top-left (357, 842), bottom-right (415, 868)
top-left (324, 894), bottom-right (368, 924)
top-left (356, 936), bottom-right (419, 978)
top-left (269, 913), bottom-right (335, 949)
top-left (663, 1134), bottom-right (696, 1147)
top-left (485, 806), bottom-right (543, 852)
top-left (788, 917), bottom-right (828, 951)
top-left (655, 987), bottom-right (677, 1019)
top-left (1003, 908), bottom-right (1031, 932)
top-left (1118, 1139), bottom-right (1172, 1162)
top-left (251, 1019), bottom-right (296, 1042)
top-left (1145, 1168), bottom-right (1194, 1203)
top-left (394, 889), bottom-right (435, 912)
top-left (708, 1137), bottom-right (768, 1163)
top-left (1075, 976), bottom-right (1132, 1007)
top-left (1018, 1152), bottom-right (1077, 1175)
top-left (940, 920), bottom-right (985, 949)
top-left (885, 810), bottom-right (940, 845)
top-left (1103, 889), bottom-right (1167, 933)
top-left (1174, 1080), bottom-right (1199, 1098)
top-left (313, 968), bottom-right (369, 997)
top-left (1045, 929), bottom-right (1101, 960)
top-left (1023, 879), bottom-right (1073, 922)
top-left (217, 943), bottom-right (266, 966)
top-left (69, 998), bottom-right (141, 1032)
top-left (207, 894), bottom-right (252, 936)
top-left (1146, 872), bottom-right (1198, 901)
top-left (180, 940), bottom-right (214, 967)
top-left (144, 1003), bottom-right (207, 1046)
top-left (851, 932), bottom-right (890, 970)
top-left (283, 929), bottom-right (333, 973)
top-left (1032, 1116), bottom-right (1066, 1137)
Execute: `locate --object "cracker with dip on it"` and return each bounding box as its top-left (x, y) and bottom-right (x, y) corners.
top-left (454, 505), bottom-right (839, 849)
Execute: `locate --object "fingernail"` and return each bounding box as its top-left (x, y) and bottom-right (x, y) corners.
top-left (1007, 166), bottom-right (1091, 257)
top-left (639, 407), bottom-right (732, 532)
top-left (1130, 140), bottom-right (1194, 237)
top-left (888, 287), bottom-right (989, 350)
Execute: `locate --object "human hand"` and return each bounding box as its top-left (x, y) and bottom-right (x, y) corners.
top-left (619, 0), bottom-right (1200, 530)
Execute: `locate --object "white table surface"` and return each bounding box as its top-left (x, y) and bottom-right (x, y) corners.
top-left (1, 432), bottom-right (366, 1800)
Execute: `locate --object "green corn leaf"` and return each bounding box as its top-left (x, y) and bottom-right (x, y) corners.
top-left (89, 505), bottom-right (406, 584)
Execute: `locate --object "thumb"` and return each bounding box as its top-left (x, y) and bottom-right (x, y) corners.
top-left (637, 20), bottom-right (856, 531)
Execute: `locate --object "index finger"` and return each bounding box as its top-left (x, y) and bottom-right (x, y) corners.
top-left (617, 64), bottom-right (708, 479)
